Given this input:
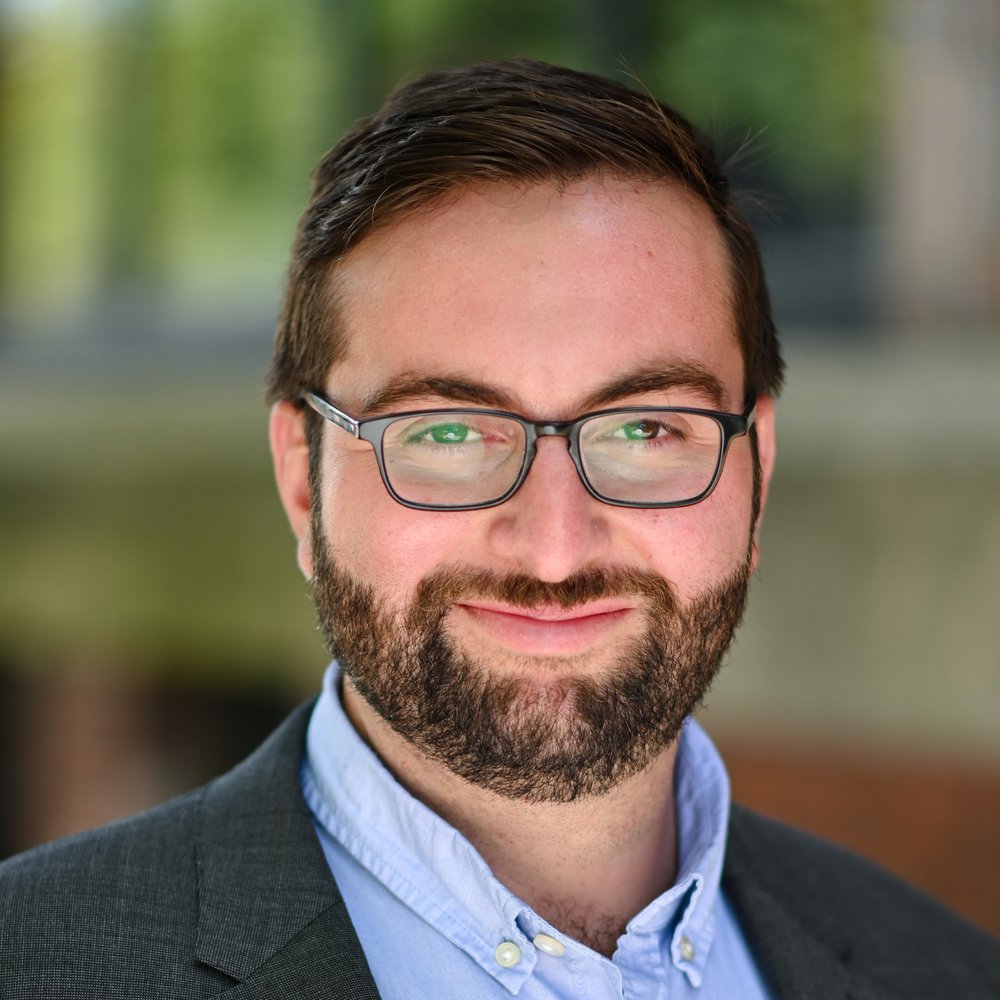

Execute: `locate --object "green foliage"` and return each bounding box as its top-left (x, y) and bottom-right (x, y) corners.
top-left (0, 0), bottom-right (878, 330)
top-left (650, 0), bottom-right (877, 209)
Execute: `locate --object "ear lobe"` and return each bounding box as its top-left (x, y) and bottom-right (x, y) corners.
top-left (295, 530), bottom-right (315, 581)
top-left (749, 394), bottom-right (777, 572)
top-left (269, 401), bottom-right (314, 577)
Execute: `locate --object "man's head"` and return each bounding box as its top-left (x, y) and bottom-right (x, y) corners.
top-left (268, 60), bottom-right (782, 802)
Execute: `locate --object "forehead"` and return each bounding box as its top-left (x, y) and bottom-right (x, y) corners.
top-left (329, 177), bottom-right (743, 414)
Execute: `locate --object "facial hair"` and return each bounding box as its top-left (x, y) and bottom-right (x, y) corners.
top-left (310, 525), bottom-right (751, 804)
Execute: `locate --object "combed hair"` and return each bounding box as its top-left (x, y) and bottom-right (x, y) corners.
top-left (266, 59), bottom-right (784, 415)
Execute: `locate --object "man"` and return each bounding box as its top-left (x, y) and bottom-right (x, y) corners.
top-left (2, 59), bottom-right (998, 999)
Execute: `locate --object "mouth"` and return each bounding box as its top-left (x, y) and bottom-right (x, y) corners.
top-left (453, 599), bottom-right (637, 657)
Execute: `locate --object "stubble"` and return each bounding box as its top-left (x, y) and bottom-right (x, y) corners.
top-left (310, 526), bottom-right (750, 803)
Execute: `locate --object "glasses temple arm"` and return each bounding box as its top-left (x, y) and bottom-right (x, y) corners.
top-left (303, 392), bottom-right (361, 437)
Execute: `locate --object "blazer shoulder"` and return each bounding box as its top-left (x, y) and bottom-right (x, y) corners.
top-left (0, 782), bottom-right (205, 889)
top-left (0, 701), bottom-right (318, 999)
top-left (0, 788), bottom-right (234, 998)
top-left (725, 803), bottom-right (1000, 994)
top-left (0, 697), bottom-right (316, 899)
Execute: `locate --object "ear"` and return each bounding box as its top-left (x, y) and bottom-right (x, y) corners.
top-left (269, 401), bottom-right (315, 579)
top-left (749, 394), bottom-right (776, 572)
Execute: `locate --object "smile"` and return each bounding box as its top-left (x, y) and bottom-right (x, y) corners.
top-left (454, 599), bottom-right (637, 657)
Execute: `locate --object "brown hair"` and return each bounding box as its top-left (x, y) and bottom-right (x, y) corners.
top-left (266, 59), bottom-right (784, 414)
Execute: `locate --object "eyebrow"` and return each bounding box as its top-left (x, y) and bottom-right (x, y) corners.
top-left (362, 375), bottom-right (520, 414)
top-left (578, 362), bottom-right (728, 411)
top-left (360, 361), bottom-right (728, 417)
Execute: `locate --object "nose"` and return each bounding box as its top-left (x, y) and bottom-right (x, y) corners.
top-left (484, 437), bottom-right (612, 582)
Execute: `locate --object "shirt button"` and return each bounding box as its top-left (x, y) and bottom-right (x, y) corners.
top-left (679, 935), bottom-right (696, 962)
top-left (495, 941), bottom-right (522, 968)
top-left (533, 933), bottom-right (565, 957)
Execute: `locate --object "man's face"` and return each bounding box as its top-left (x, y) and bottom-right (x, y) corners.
top-left (272, 177), bottom-right (775, 800)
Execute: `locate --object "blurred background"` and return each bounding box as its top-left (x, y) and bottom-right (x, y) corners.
top-left (1, 0), bottom-right (998, 935)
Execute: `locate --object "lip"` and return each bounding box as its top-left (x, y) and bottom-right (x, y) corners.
top-left (454, 599), bottom-right (637, 656)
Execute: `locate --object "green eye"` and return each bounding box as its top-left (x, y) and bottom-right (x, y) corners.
top-left (429, 423), bottom-right (469, 443)
top-left (618, 419), bottom-right (661, 440)
top-left (407, 422), bottom-right (478, 445)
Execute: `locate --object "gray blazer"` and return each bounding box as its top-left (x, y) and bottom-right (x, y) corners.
top-left (2, 701), bottom-right (998, 999)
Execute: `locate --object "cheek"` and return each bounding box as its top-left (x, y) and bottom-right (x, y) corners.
top-left (630, 479), bottom-right (754, 598)
top-left (317, 446), bottom-right (477, 600)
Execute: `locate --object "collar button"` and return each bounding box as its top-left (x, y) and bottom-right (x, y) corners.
top-left (495, 941), bottom-right (522, 968)
top-left (679, 935), bottom-right (696, 962)
top-left (533, 933), bottom-right (565, 957)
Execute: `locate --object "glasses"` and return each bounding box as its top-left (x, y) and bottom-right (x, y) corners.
top-left (303, 391), bottom-right (756, 511)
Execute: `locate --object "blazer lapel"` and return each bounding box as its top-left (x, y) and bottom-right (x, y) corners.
top-left (723, 873), bottom-right (895, 1000)
top-left (724, 806), bottom-right (897, 1000)
top-left (193, 701), bottom-right (382, 1000)
top-left (213, 903), bottom-right (382, 1000)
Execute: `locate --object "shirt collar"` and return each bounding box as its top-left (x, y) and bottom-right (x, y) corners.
top-left (304, 663), bottom-right (730, 991)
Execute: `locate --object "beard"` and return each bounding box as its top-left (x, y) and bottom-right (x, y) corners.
top-left (310, 518), bottom-right (751, 803)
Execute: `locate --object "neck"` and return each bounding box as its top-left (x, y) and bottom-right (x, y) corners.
top-left (341, 677), bottom-right (679, 957)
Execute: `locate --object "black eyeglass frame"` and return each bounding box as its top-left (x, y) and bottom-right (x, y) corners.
top-left (302, 390), bottom-right (757, 512)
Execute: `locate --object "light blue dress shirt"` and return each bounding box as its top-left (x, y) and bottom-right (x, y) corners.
top-left (302, 664), bottom-right (774, 999)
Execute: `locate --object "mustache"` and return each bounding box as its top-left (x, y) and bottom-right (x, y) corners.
top-left (411, 565), bottom-right (678, 622)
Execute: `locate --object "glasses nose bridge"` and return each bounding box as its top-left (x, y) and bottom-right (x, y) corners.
top-left (527, 418), bottom-right (579, 457)
top-left (534, 419), bottom-right (575, 441)
top-left (521, 418), bottom-right (586, 489)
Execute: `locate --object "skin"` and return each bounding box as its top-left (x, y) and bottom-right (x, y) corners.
top-left (270, 176), bottom-right (776, 953)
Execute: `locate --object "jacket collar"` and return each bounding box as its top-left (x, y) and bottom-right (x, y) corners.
top-left (724, 805), bottom-right (897, 1000)
top-left (193, 700), bottom-right (382, 999)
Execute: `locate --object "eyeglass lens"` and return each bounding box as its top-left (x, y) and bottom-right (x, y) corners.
top-left (380, 410), bottom-right (725, 507)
